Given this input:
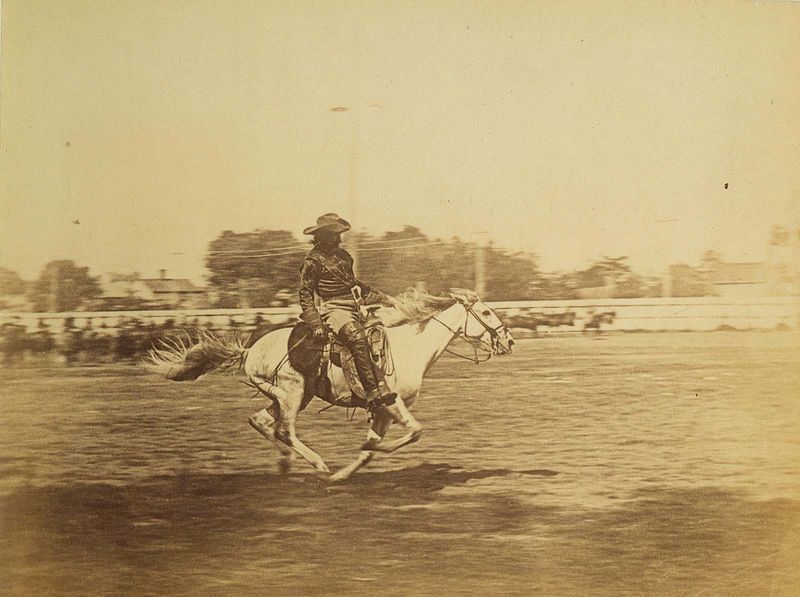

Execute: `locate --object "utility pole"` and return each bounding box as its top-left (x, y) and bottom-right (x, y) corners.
top-left (330, 103), bottom-right (382, 274)
top-left (474, 231), bottom-right (488, 297)
top-left (330, 106), bottom-right (359, 272)
top-left (49, 267), bottom-right (59, 312)
top-left (347, 121), bottom-right (359, 274)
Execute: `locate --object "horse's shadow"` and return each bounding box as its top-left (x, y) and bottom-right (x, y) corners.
top-left (1, 464), bottom-right (561, 565)
top-left (1, 464), bottom-right (559, 535)
top-left (158, 462), bottom-right (559, 503)
top-left (328, 462), bottom-right (557, 495)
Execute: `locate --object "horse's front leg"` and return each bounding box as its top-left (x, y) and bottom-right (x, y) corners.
top-left (367, 399), bottom-right (422, 453)
top-left (328, 413), bottom-right (390, 483)
top-left (329, 398), bottom-right (423, 483)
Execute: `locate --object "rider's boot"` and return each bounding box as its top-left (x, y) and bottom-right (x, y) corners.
top-left (368, 385), bottom-right (405, 425)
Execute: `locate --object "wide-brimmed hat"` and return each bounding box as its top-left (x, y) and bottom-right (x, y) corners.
top-left (302, 213), bottom-right (351, 235)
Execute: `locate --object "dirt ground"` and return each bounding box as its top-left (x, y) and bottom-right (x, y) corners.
top-left (1, 331), bottom-right (798, 596)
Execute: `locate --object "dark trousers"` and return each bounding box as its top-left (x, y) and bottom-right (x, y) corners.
top-left (337, 321), bottom-right (395, 405)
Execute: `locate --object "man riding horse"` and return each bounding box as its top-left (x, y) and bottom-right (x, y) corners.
top-left (298, 213), bottom-right (406, 429)
top-left (148, 218), bottom-right (514, 475)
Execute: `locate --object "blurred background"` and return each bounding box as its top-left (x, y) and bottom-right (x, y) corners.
top-left (0, 220), bottom-right (798, 365)
top-left (1, 5), bottom-right (799, 594)
top-left (2, 1), bottom-right (799, 363)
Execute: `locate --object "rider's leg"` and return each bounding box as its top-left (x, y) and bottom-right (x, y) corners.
top-left (336, 321), bottom-right (415, 431)
top-left (337, 321), bottom-right (398, 406)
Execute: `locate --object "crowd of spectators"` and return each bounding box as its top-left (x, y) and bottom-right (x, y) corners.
top-left (0, 314), bottom-right (292, 366)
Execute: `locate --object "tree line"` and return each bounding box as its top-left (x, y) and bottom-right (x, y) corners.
top-left (204, 225), bottom-right (662, 306)
top-left (1, 226), bottom-right (666, 312)
top-left (1, 261), bottom-right (102, 312)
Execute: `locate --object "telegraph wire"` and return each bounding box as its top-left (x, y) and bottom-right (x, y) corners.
top-left (206, 239), bottom-right (450, 259)
top-left (206, 235), bottom-right (446, 258)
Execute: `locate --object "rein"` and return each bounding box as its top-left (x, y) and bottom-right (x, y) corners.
top-left (430, 304), bottom-right (503, 364)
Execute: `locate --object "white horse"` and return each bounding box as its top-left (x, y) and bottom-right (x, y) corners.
top-left (147, 289), bottom-right (514, 481)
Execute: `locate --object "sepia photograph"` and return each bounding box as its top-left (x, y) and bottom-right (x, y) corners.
top-left (1, 1), bottom-right (798, 595)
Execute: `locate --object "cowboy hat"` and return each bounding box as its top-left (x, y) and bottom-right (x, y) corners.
top-left (302, 213), bottom-right (351, 235)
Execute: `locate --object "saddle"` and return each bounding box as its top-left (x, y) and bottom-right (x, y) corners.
top-left (287, 311), bottom-right (389, 410)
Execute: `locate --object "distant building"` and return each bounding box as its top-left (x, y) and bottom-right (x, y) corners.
top-left (669, 264), bottom-right (709, 297)
top-left (766, 226), bottom-right (800, 295)
top-left (668, 228), bottom-right (800, 298)
top-left (141, 277), bottom-right (206, 308)
top-left (670, 256), bottom-right (774, 298)
top-left (575, 283), bottom-right (615, 300)
top-left (100, 270), bottom-right (206, 309)
top-left (702, 261), bottom-right (770, 298)
top-left (0, 293), bottom-right (34, 312)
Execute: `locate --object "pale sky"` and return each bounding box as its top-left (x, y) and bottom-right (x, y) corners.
top-left (2, 0), bottom-right (799, 284)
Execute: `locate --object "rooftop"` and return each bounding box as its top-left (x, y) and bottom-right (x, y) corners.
top-left (141, 279), bottom-right (204, 294)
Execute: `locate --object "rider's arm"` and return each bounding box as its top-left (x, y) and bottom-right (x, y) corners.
top-left (298, 260), bottom-right (324, 327)
top-left (361, 284), bottom-right (395, 307)
top-left (334, 247), bottom-right (393, 307)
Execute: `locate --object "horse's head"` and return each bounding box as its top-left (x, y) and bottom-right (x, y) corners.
top-left (448, 289), bottom-right (515, 355)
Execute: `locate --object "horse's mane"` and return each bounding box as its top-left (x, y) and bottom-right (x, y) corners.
top-left (380, 288), bottom-right (457, 328)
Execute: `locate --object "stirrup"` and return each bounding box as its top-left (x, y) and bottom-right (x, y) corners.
top-left (368, 399), bottom-right (406, 427)
top-left (348, 394), bottom-right (368, 410)
top-left (368, 392), bottom-right (398, 410)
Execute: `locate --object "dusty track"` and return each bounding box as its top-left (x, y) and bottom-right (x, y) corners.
top-left (1, 332), bottom-right (798, 596)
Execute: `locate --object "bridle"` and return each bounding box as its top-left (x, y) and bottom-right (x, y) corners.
top-left (431, 302), bottom-right (509, 364)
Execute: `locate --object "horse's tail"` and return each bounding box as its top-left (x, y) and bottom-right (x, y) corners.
top-left (145, 330), bottom-right (249, 381)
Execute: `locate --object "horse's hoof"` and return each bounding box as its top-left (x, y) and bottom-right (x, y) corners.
top-left (277, 458), bottom-right (292, 475)
top-left (360, 438), bottom-right (389, 452)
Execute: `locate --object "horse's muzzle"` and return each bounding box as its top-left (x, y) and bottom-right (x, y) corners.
top-left (495, 333), bottom-right (514, 355)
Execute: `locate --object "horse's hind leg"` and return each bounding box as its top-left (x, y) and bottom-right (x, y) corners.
top-left (274, 409), bottom-right (330, 476)
top-left (248, 404), bottom-right (295, 474)
top-left (249, 376), bottom-right (329, 476)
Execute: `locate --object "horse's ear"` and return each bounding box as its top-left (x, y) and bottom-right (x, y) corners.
top-left (449, 288), bottom-right (478, 305)
top-left (448, 291), bottom-right (466, 304)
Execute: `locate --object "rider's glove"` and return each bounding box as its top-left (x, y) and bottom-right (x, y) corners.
top-left (311, 325), bottom-right (328, 342)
